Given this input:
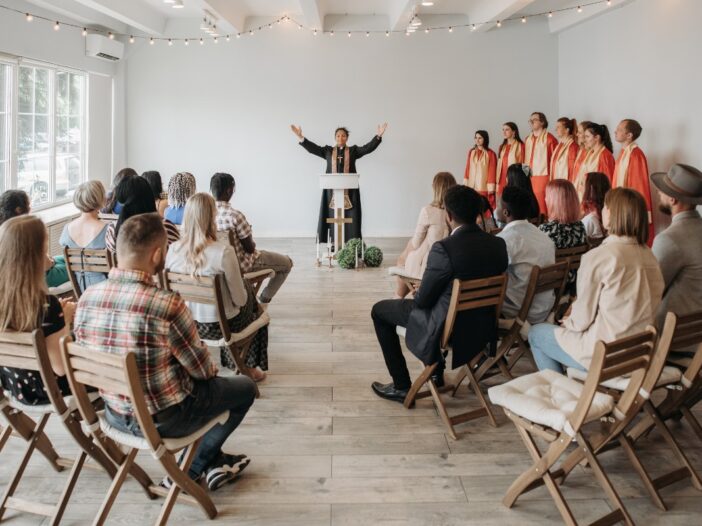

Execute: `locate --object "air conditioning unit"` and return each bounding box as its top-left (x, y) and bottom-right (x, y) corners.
top-left (86, 34), bottom-right (124, 62)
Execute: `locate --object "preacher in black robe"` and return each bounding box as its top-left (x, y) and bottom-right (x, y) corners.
top-left (298, 132), bottom-right (383, 243)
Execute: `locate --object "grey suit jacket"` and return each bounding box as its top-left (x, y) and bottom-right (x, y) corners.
top-left (652, 210), bottom-right (702, 327)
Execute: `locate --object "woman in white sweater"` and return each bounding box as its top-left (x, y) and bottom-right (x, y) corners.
top-left (166, 193), bottom-right (268, 381)
top-left (528, 188), bottom-right (664, 373)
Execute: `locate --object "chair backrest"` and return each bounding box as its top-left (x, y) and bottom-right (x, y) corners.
top-left (0, 330), bottom-right (71, 415)
top-left (60, 337), bottom-right (164, 453)
top-left (515, 262), bottom-right (569, 323)
top-left (587, 236), bottom-right (605, 249)
top-left (555, 244), bottom-right (589, 272)
top-left (569, 328), bottom-right (656, 434)
top-left (665, 310), bottom-right (702, 386)
top-left (163, 271), bottom-right (230, 340)
top-left (442, 274), bottom-right (507, 349)
top-left (63, 247), bottom-right (113, 298)
top-left (97, 213), bottom-right (118, 223)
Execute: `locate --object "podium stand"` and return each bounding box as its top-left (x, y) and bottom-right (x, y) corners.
top-left (320, 174), bottom-right (359, 250)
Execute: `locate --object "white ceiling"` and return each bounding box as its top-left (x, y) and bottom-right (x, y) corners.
top-left (23, 0), bottom-right (634, 36)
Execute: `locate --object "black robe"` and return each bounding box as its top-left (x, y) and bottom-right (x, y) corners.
top-left (299, 135), bottom-right (382, 243)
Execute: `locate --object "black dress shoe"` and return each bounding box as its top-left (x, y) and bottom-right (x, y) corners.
top-left (371, 382), bottom-right (409, 403)
top-left (431, 372), bottom-right (445, 388)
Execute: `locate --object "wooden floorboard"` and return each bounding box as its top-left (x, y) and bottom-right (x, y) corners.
top-left (1, 237), bottom-right (701, 525)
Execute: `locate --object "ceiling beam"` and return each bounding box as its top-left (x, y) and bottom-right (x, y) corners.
top-left (72, 0), bottom-right (166, 35)
top-left (297, 0), bottom-right (324, 31)
top-left (198, 0), bottom-right (246, 34)
top-left (469, 0), bottom-right (536, 32)
top-left (548, 0), bottom-right (635, 33)
top-left (24, 0), bottom-right (128, 33)
top-left (389, 0), bottom-right (416, 31)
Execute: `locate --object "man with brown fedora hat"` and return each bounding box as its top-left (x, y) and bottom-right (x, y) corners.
top-left (651, 163), bottom-right (702, 329)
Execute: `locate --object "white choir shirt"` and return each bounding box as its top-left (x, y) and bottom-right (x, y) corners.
top-left (497, 219), bottom-right (556, 323)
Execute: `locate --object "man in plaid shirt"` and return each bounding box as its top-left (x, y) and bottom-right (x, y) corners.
top-left (211, 173), bottom-right (293, 303)
top-left (74, 213), bottom-right (255, 491)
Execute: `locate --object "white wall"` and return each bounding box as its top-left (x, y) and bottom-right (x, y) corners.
top-left (126, 19), bottom-right (558, 237)
top-left (558, 0), bottom-right (702, 171)
top-left (0, 0), bottom-right (118, 188)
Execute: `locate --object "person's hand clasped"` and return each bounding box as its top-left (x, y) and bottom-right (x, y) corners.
top-left (60, 299), bottom-right (77, 326)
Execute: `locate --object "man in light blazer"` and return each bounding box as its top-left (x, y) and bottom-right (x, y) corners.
top-left (370, 186), bottom-right (508, 403)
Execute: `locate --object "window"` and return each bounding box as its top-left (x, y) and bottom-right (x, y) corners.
top-left (0, 57), bottom-right (86, 208)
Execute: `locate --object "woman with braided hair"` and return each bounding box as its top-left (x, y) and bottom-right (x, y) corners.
top-left (165, 171), bottom-right (197, 226)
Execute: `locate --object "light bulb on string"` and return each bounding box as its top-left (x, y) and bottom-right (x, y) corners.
top-left (607, 0), bottom-right (612, 5)
top-left (313, 29), bottom-right (318, 36)
top-left (108, 32), bottom-right (114, 40)
top-left (577, 6), bottom-right (583, 13)
top-left (366, 31), bottom-right (370, 37)
top-left (129, 35), bottom-right (135, 43)
top-left (521, 16), bottom-right (527, 23)
top-left (184, 39), bottom-right (189, 45)
top-left (330, 30), bottom-right (334, 36)
top-left (200, 37), bottom-right (204, 45)
top-left (448, 26), bottom-right (453, 33)
top-left (347, 31), bottom-right (351, 38)
top-left (385, 30), bottom-right (390, 37)
top-left (548, 11), bottom-right (553, 18)
top-left (168, 38), bottom-right (173, 46)
top-left (26, 13), bottom-right (33, 22)
top-left (226, 35), bottom-right (230, 41)
top-left (424, 28), bottom-right (429, 33)
top-left (496, 20), bottom-right (502, 28)
top-left (150, 37), bottom-right (155, 45)
top-left (54, 21), bottom-right (60, 31)
top-left (214, 37), bottom-right (218, 43)
top-left (471, 24), bottom-right (476, 31)
top-left (237, 33), bottom-right (241, 38)
top-left (298, 24), bottom-right (303, 30)
top-left (82, 28), bottom-right (87, 36)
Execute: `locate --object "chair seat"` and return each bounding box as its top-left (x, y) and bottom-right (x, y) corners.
top-left (203, 311), bottom-right (271, 347)
top-left (488, 370), bottom-right (615, 435)
top-left (49, 281), bottom-right (74, 296)
top-left (396, 326), bottom-right (406, 338)
top-left (566, 365), bottom-right (683, 392)
top-left (5, 391), bottom-right (100, 416)
top-left (99, 411), bottom-right (230, 453)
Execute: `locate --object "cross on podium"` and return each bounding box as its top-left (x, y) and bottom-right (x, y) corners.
top-left (326, 208), bottom-right (352, 249)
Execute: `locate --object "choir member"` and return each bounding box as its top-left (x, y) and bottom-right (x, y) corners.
top-left (614, 119), bottom-right (654, 245)
top-left (574, 122), bottom-right (615, 200)
top-left (291, 123), bottom-right (387, 243)
top-left (496, 122), bottom-right (524, 197)
top-left (572, 120), bottom-right (593, 185)
top-left (550, 117), bottom-right (580, 182)
top-left (524, 112), bottom-right (558, 214)
top-left (464, 130), bottom-right (498, 208)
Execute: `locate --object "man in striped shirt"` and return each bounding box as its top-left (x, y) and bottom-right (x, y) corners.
top-left (74, 213), bottom-right (255, 491)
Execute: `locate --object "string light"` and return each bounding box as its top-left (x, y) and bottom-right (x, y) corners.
top-left (471, 24), bottom-right (476, 31)
top-left (522, 16), bottom-right (527, 23)
top-left (108, 32), bottom-right (114, 39)
top-left (577, 6), bottom-right (583, 13)
top-left (249, 29), bottom-right (253, 36)
top-left (330, 30), bottom-right (334, 36)
top-left (448, 26), bottom-right (453, 32)
top-left (54, 21), bottom-right (60, 31)
top-left (149, 37), bottom-right (154, 45)
top-left (237, 33), bottom-right (241, 38)
top-left (25, 13), bottom-right (32, 21)
top-left (548, 11), bottom-right (553, 18)
top-left (213, 37), bottom-right (218, 43)
top-left (607, 0), bottom-right (612, 5)
top-left (200, 37), bottom-right (204, 45)
top-left (366, 31), bottom-right (370, 37)
top-left (424, 28), bottom-right (429, 34)
top-left (184, 38), bottom-right (189, 45)
top-left (385, 30), bottom-right (389, 37)
top-left (496, 20), bottom-right (502, 28)
top-left (129, 35), bottom-right (134, 43)
top-left (226, 34), bottom-right (230, 41)
top-left (313, 29), bottom-right (318, 36)
top-left (82, 27), bottom-right (87, 36)
top-left (168, 38), bottom-right (173, 46)
top-left (347, 31), bottom-right (351, 37)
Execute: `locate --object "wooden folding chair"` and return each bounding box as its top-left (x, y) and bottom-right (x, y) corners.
top-left (0, 330), bottom-right (118, 525)
top-left (97, 212), bottom-right (118, 223)
top-left (224, 231), bottom-right (275, 297)
top-left (63, 246), bottom-right (114, 299)
top-left (399, 274), bottom-right (508, 440)
top-left (489, 328), bottom-right (657, 526)
top-left (614, 311), bottom-right (702, 509)
top-left (587, 236), bottom-right (605, 249)
top-left (61, 337), bottom-right (228, 525)
top-left (163, 271), bottom-right (268, 396)
top-left (555, 244), bottom-right (589, 273)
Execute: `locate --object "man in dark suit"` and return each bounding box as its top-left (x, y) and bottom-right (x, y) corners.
top-left (371, 186), bottom-right (509, 402)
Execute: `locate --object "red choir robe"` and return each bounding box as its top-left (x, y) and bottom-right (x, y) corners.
top-left (496, 141), bottom-right (524, 196)
top-left (550, 137), bottom-right (579, 182)
top-left (614, 143), bottom-right (654, 245)
top-left (524, 131), bottom-right (558, 214)
top-left (464, 148), bottom-right (498, 209)
top-left (574, 145), bottom-right (615, 201)
top-left (571, 147), bottom-right (589, 185)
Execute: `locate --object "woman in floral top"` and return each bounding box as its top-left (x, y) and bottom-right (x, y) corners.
top-left (539, 180), bottom-right (586, 285)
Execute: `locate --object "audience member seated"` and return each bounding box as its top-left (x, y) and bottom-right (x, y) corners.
top-left (165, 172), bottom-right (197, 226)
top-left (528, 188), bottom-right (664, 373)
top-left (0, 189), bottom-right (70, 289)
top-left (651, 163), bottom-right (702, 328)
top-left (142, 170), bottom-right (168, 217)
top-left (506, 163), bottom-right (541, 222)
top-left (166, 193), bottom-right (269, 382)
top-left (370, 186), bottom-right (508, 402)
top-left (496, 186), bottom-right (556, 323)
top-left (538, 179), bottom-right (586, 285)
top-left (102, 167), bottom-right (137, 215)
top-left (105, 176), bottom-right (180, 253)
top-left (211, 173), bottom-right (293, 303)
top-left (581, 171), bottom-right (611, 239)
top-left (0, 215), bottom-right (75, 405)
top-left (60, 180), bottom-right (109, 292)
top-left (74, 213), bottom-right (255, 491)
top-left (394, 172), bottom-right (456, 298)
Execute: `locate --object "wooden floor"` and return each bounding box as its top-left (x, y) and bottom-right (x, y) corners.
top-left (2, 237), bottom-right (702, 525)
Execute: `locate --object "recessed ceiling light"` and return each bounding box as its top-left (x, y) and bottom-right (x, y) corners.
top-left (172, 0), bottom-right (184, 9)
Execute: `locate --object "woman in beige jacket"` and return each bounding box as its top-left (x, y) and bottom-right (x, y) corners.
top-left (528, 188), bottom-right (664, 372)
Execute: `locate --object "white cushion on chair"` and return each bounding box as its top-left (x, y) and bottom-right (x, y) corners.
top-left (396, 326), bottom-right (406, 338)
top-left (5, 391), bottom-right (100, 417)
top-left (566, 365), bottom-right (683, 391)
top-left (99, 411), bottom-right (230, 455)
top-left (203, 311), bottom-right (271, 348)
top-left (488, 370), bottom-right (615, 435)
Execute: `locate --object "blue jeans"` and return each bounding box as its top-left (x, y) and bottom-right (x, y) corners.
top-left (105, 375), bottom-right (256, 478)
top-left (528, 323), bottom-right (586, 374)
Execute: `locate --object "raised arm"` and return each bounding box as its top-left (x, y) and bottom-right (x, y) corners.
top-left (291, 124), bottom-right (327, 159)
top-left (356, 122), bottom-right (388, 159)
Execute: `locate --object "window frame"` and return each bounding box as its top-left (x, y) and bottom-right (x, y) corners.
top-left (0, 54), bottom-right (88, 211)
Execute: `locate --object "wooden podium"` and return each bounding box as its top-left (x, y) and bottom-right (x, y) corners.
top-left (320, 174), bottom-right (359, 250)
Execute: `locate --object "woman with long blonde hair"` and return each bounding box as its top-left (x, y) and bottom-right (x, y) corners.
top-left (165, 193), bottom-right (268, 381)
top-left (0, 216), bottom-right (75, 405)
top-left (394, 172), bottom-right (457, 298)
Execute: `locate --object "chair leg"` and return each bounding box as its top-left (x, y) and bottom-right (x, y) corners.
top-left (464, 367), bottom-right (497, 428)
top-left (49, 450), bottom-right (88, 526)
top-left (618, 434), bottom-right (667, 511)
top-left (0, 413), bottom-right (50, 521)
top-left (92, 447), bottom-right (139, 526)
top-left (428, 379), bottom-right (457, 440)
top-left (680, 405), bottom-right (702, 442)
top-left (62, 415), bottom-right (117, 478)
top-left (450, 365), bottom-right (468, 397)
top-left (0, 424), bottom-right (11, 453)
top-left (577, 432), bottom-right (635, 526)
top-left (159, 441), bottom-right (217, 521)
top-left (403, 364), bottom-right (436, 409)
top-left (2, 408), bottom-right (61, 470)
